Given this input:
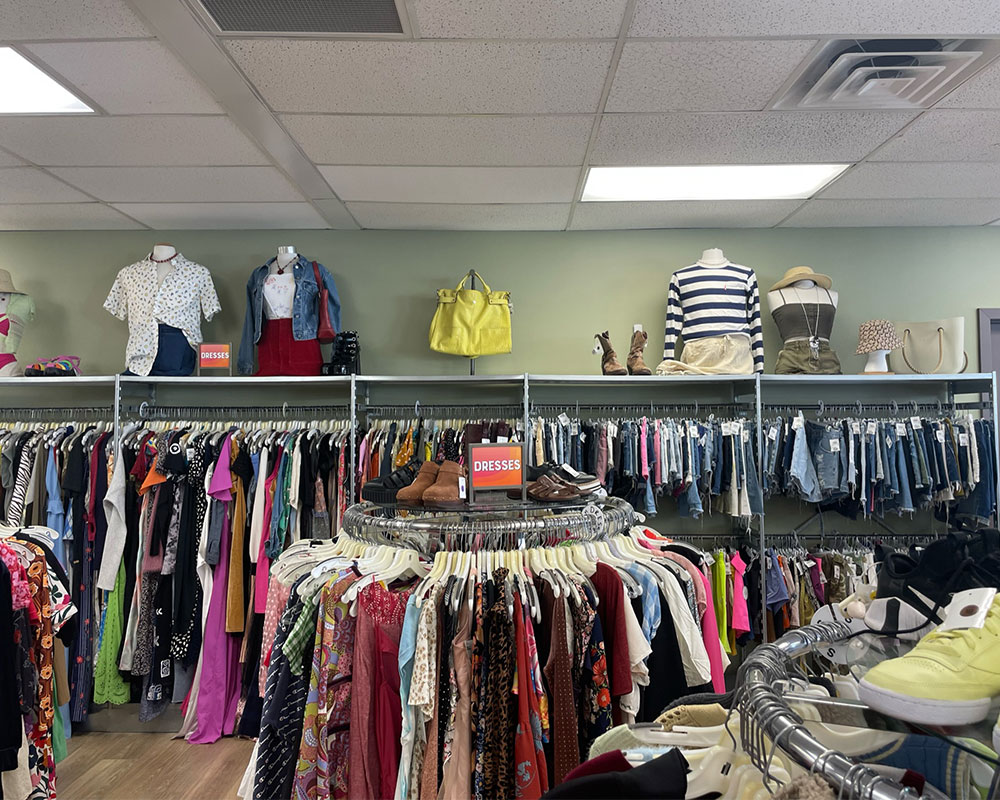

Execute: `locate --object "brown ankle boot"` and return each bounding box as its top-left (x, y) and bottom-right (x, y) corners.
top-left (422, 460), bottom-right (466, 508)
top-left (627, 330), bottom-right (652, 375)
top-left (396, 461), bottom-right (439, 506)
top-left (595, 331), bottom-right (627, 376)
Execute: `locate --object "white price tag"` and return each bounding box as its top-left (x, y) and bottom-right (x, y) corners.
top-left (960, 433), bottom-right (970, 447)
top-left (896, 422), bottom-right (907, 437)
top-left (742, 429), bottom-right (750, 443)
top-left (940, 588), bottom-right (997, 632)
top-left (851, 422), bottom-right (861, 435)
top-left (768, 427), bottom-right (778, 441)
top-left (866, 421), bottom-right (878, 435)
top-left (557, 413), bottom-right (571, 427)
top-left (688, 424), bottom-right (700, 439)
top-left (830, 437), bottom-right (841, 452)
top-left (458, 476), bottom-right (467, 499)
top-left (721, 421), bottom-right (733, 436)
top-left (936, 428), bottom-right (946, 443)
top-left (571, 422), bottom-right (579, 436)
top-left (792, 416), bottom-right (804, 430)
top-left (580, 432), bottom-right (587, 443)
top-left (911, 416), bottom-right (923, 431)
top-left (497, 436), bottom-right (509, 443)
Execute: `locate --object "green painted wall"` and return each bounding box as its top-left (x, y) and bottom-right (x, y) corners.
top-left (3, 226), bottom-right (998, 377)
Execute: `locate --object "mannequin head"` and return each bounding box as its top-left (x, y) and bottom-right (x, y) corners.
top-left (697, 248), bottom-right (727, 266)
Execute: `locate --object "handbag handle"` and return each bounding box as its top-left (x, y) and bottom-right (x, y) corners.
top-left (455, 270), bottom-right (492, 294)
top-left (901, 327), bottom-right (946, 374)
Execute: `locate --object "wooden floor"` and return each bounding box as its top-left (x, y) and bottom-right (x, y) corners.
top-left (58, 732), bottom-right (255, 800)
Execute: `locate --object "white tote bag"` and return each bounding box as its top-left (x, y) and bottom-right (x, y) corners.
top-left (891, 317), bottom-right (968, 374)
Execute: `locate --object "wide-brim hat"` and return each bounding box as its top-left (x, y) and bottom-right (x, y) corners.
top-left (857, 319), bottom-right (904, 354)
top-left (0, 269), bottom-right (19, 294)
top-left (770, 266), bottom-right (833, 292)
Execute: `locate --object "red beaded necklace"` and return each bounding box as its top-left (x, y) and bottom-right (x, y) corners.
top-left (150, 251), bottom-right (177, 263)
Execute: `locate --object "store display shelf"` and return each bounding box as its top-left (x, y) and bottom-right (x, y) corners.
top-left (358, 374), bottom-right (525, 385)
top-left (761, 372), bottom-right (993, 390)
top-left (0, 375), bottom-right (118, 388)
top-left (526, 373), bottom-right (758, 386)
top-left (118, 375), bottom-right (354, 387)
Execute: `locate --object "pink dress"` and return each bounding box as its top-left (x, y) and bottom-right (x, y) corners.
top-left (730, 553), bottom-right (751, 635)
top-left (697, 571), bottom-right (727, 693)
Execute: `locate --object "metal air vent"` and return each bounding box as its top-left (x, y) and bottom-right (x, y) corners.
top-left (774, 38), bottom-right (1000, 110)
top-left (198, 0), bottom-right (403, 34)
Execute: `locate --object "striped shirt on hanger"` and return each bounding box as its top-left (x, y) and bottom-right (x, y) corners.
top-left (663, 262), bottom-right (764, 373)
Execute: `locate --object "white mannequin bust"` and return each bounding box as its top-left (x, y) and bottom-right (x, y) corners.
top-left (273, 245), bottom-right (298, 274)
top-left (768, 279), bottom-right (839, 310)
top-left (696, 247), bottom-right (728, 267)
top-left (151, 242), bottom-right (178, 286)
top-left (0, 292), bottom-right (9, 315)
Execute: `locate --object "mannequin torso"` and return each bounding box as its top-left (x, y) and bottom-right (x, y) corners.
top-left (264, 246), bottom-right (297, 320)
top-left (696, 247), bottom-right (728, 267)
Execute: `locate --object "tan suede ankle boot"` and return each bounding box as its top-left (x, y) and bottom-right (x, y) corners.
top-left (595, 331), bottom-right (627, 376)
top-left (627, 330), bottom-right (652, 375)
top-left (396, 460), bottom-right (439, 506)
top-left (422, 460), bottom-right (466, 509)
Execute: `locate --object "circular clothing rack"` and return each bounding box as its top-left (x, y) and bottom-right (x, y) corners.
top-left (340, 496), bottom-right (637, 555)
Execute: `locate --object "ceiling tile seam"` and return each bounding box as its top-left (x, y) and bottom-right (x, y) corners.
top-left (771, 199), bottom-right (821, 227)
top-left (929, 50), bottom-right (1000, 108)
top-left (761, 39), bottom-right (826, 112)
top-left (314, 163), bottom-right (586, 169)
top-left (277, 111), bottom-right (599, 118)
top-left (5, 45), bottom-right (111, 116)
top-left (564, 0), bottom-right (639, 232)
top-left (626, 34), bottom-right (1000, 41)
top-left (220, 35), bottom-right (620, 44)
top-left (123, 0), bottom-right (360, 229)
top-left (0, 154), bottom-right (157, 226)
top-left (399, 0), bottom-right (420, 38)
top-left (0, 37), bottom-right (156, 45)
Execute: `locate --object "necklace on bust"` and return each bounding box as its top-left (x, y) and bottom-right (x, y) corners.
top-left (150, 251), bottom-right (177, 264)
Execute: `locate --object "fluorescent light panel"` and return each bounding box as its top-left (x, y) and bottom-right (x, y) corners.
top-left (0, 48), bottom-right (93, 113)
top-left (582, 164), bottom-right (850, 202)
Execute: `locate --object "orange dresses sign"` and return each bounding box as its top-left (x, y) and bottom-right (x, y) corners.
top-left (198, 343), bottom-right (231, 369)
top-left (467, 442), bottom-right (525, 497)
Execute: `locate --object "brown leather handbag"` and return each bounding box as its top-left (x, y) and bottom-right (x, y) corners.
top-left (312, 261), bottom-right (336, 344)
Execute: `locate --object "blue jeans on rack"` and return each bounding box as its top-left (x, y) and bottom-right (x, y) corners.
top-left (743, 431), bottom-right (764, 516)
top-left (893, 427), bottom-right (915, 513)
top-left (790, 422), bottom-right (822, 503)
top-left (804, 420), bottom-right (846, 499)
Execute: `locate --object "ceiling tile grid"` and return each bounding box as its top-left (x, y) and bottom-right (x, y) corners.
top-left (279, 114), bottom-right (594, 166)
top-left (2, 0), bottom-right (1000, 229)
top-left (225, 39), bottom-right (616, 114)
top-left (605, 39), bottom-right (816, 112)
top-left (24, 41), bottom-right (223, 115)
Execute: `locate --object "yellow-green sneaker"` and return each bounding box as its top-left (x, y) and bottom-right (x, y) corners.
top-left (859, 593), bottom-right (1000, 725)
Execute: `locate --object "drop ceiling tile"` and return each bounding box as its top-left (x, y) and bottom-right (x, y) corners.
top-left (49, 166), bottom-right (303, 202)
top-left (281, 114), bottom-right (593, 166)
top-left (0, 116), bottom-right (268, 166)
top-left (1, 0), bottom-right (148, 40)
top-left (938, 60), bottom-right (1000, 108)
top-left (781, 198), bottom-right (1000, 227)
top-left (226, 39), bottom-right (614, 113)
top-left (25, 42), bottom-right (221, 115)
top-left (871, 110), bottom-right (1000, 161)
top-left (0, 168), bottom-right (90, 203)
top-left (820, 162), bottom-right (1000, 199)
top-left (311, 199), bottom-right (361, 229)
top-left (320, 165), bottom-right (580, 203)
top-left (410, 0), bottom-right (627, 38)
top-left (112, 202), bottom-right (327, 229)
top-left (0, 203), bottom-right (142, 230)
top-left (607, 40), bottom-right (815, 112)
top-left (629, 0), bottom-right (1000, 37)
top-left (591, 111), bottom-right (917, 165)
top-left (347, 202), bottom-right (572, 230)
top-left (0, 152), bottom-right (24, 167)
top-left (570, 200), bottom-right (801, 229)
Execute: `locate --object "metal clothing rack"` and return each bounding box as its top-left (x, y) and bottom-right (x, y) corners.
top-left (734, 621), bottom-right (912, 800)
top-left (363, 402), bottom-right (524, 420)
top-left (529, 401), bottom-right (751, 418)
top-left (124, 401), bottom-right (351, 420)
top-left (341, 496), bottom-right (636, 556)
top-left (0, 406), bottom-right (113, 421)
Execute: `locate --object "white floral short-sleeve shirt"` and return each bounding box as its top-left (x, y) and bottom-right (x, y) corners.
top-left (104, 253), bottom-right (221, 376)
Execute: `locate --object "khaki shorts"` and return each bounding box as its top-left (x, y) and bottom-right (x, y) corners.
top-left (775, 340), bottom-right (842, 375)
top-left (656, 333), bottom-right (754, 375)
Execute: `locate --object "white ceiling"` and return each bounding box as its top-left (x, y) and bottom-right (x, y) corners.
top-left (2, 0), bottom-right (1000, 230)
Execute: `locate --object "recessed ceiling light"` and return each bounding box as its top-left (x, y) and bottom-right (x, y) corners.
top-left (581, 164), bottom-right (850, 202)
top-left (0, 47), bottom-right (93, 114)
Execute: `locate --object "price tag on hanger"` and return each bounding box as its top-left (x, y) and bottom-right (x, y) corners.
top-left (936, 428), bottom-right (946, 443)
top-left (896, 422), bottom-right (908, 437)
top-left (851, 421), bottom-right (861, 435)
top-left (688, 423), bottom-right (700, 439)
top-left (960, 433), bottom-right (970, 447)
top-left (792, 415), bottom-right (804, 431)
top-left (570, 422), bottom-right (579, 436)
top-left (830, 437), bottom-right (841, 453)
top-left (557, 413), bottom-right (571, 427)
top-left (911, 416), bottom-right (923, 430)
top-left (458, 477), bottom-right (467, 499)
top-left (768, 426), bottom-right (778, 441)
top-left (866, 421), bottom-right (878, 435)
top-left (721, 421), bottom-right (733, 436)
top-left (741, 428), bottom-right (750, 443)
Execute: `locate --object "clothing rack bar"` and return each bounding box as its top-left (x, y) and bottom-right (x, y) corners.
top-left (761, 401), bottom-right (986, 413)
top-left (124, 402), bottom-right (351, 419)
top-left (529, 402), bottom-right (749, 414)
top-left (0, 406), bottom-right (113, 419)
top-left (363, 403), bottom-right (523, 417)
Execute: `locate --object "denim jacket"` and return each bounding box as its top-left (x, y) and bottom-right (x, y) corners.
top-left (238, 256), bottom-right (341, 374)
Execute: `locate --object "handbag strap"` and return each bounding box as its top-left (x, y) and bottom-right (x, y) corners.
top-left (455, 270), bottom-right (492, 294)
top-left (312, 261), bottom-right (324, 292)
top-left (900, 327), bottom-right (945, 374)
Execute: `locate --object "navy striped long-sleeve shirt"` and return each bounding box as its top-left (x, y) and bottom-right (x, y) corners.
top-left (663, 262), bottom-right (764, 373)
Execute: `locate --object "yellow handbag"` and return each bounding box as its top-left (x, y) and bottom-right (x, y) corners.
top-left (429, 270), bottom-right (512, 358)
